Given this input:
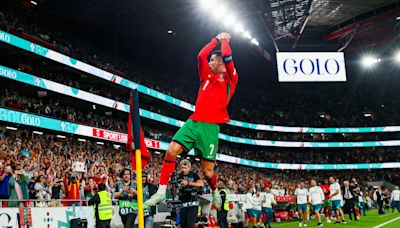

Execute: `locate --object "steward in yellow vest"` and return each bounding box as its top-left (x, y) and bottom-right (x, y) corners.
top-left (217, 179), bottom-right (229, 228)
top-left (88, 183), bottom-right (113, 228)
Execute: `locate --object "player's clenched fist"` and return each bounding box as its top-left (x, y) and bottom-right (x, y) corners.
top-left (216, 32), bottom-right (231, 42)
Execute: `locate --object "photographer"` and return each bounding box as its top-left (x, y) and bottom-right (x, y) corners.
top-left (177, 159), bottom-right (204, 228)
top-left (114, 168), bottom-right (137, 228)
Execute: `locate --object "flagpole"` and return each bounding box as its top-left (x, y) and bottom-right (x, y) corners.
top-left (131, 89), bottom-right (145, 228)
top-left (135, 148), bottom-right (144, 227)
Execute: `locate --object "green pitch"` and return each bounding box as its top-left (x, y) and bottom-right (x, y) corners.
top-left (266, 211), bottom-right (400, 228)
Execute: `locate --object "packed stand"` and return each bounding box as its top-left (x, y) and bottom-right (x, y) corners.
top-left (2, 87), bottom-right (398, 146)
top-left (3, 87), bottom-right (400, 164)
top-left (0, 127), bottom-right (399, 208)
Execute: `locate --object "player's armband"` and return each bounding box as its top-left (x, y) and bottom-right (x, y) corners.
top-left (223, 54), bottom-right (233, 63)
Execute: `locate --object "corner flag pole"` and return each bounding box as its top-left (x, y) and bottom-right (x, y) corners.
top-left (131, 88), bottom-right (144, 228)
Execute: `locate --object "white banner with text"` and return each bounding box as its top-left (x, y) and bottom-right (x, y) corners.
top-left (277, 52), bottom-right (346, 82)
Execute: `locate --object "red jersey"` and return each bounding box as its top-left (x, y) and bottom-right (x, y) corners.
top-left (190, 38), bottom-right (238, 124)
top-left (321, 184), bottom-right (330, 199)
top-left (93, 176), bottom-right (102, 184)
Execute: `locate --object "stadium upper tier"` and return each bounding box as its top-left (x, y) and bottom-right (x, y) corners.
top-left (3, 65), bottom-right (400, 148)
top-left (1, 29), bottom-right (399, 134)
top-left (1, 108), bottom-right (399, 170)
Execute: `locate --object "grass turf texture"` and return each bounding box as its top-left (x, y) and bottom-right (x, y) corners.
top-left (261, 211), bottom-right (400, 228)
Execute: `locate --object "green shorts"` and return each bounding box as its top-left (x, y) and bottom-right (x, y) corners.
top-left (172, 119), bottom-right (220, 161)
top-left (323, 199), bottom-right (331, 207)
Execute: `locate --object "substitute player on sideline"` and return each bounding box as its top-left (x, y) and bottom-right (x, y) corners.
top-left (262, 187), bottom-right (277, 228)
top-left (309, 180), bottom-right (325, 227)
top-left (295, 181), bottom-right (309, 227)
top-left (329, 176), bottom-right (347, 224)
top-left (145, 32), bottom-right (238, 208)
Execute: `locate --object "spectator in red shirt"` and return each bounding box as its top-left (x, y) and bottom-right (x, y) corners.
top-left (84, 177), bottom-right (97, 200)
top-left (264, 179), bottom-right (272, 189)
top-left (93, 172), bottom-right (102, 185)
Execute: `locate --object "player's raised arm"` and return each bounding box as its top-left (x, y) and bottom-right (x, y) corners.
top-left (198, 37), bottom-right (219, 81)
top-left (219, 32), bottom-right (238, 82)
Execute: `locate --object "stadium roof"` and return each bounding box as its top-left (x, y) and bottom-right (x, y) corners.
top-left (15, 0), bottom-right (400, 85)
top-left (38, 0), bottom-right (399, 52)
top-left (310, 0), bottom-right (399, 27)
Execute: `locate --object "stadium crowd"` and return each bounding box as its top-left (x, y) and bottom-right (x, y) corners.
top-left (2, 84), bottom-right (399, 143)
top-left (0, 128), bottom-right (399, 208)
top-left (1, 88), bottom-right (128, 133)
top-left (2, 87), bottom-right (400, 164)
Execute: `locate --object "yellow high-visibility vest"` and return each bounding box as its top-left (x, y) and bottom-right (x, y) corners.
top-left (97, 190), bottom-right (113, 221)
top-left (219, 188), bottom-right (229, 211)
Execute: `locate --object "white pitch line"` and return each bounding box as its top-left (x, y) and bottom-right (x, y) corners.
top-left (373, 216), bottom-right (400, 228)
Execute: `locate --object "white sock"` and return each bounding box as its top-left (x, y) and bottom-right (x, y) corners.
top-left (157, 185), bottom-right (167, 194)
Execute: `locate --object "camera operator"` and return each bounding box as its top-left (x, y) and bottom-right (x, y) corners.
top-left (177, 159), bottom-right (204, 228)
